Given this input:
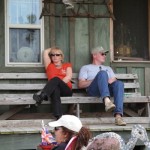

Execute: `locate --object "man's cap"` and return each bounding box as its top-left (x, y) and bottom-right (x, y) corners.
top-left (91, 46), bottom-right (109, 54)
top-left (48, 115), bottom-right (82, 133)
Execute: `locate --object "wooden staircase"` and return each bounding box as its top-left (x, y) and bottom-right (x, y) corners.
top-left (0, 73), bottom-right (150, 149)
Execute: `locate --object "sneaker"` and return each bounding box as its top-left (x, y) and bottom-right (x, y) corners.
top-left (115, 117), bottom-right (126, 126)
top-left (105, 101), bottom-right (116, 112)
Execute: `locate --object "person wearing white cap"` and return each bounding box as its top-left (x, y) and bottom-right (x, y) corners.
top-left (48, 115), bottom-right (91, 150)
top-left (78, 46), bottom-right (126, 126)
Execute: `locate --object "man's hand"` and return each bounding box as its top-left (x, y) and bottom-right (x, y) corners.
top-left (108, 77), bottom-right (117, 84)
top-left (78, 79), bottom-right (92, 89)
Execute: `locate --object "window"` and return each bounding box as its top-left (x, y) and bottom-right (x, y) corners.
top-left (5, 0), bottom-right (44, 66)
top-left (113, 0), bottom-right (149, 61)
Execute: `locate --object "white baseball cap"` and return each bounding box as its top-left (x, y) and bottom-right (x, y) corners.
top-left (48, 115), bottom-right (82, 133)
top-left (91, 46), bottom-right (109, 54)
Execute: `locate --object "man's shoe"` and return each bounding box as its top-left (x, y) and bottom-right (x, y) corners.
top-left (105, 101), bottom-right (116, 112)
top-left (115, 117), bottom-right (126, 126)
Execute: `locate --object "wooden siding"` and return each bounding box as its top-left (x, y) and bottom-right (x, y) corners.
top-left (44, 2), bottom-right (110, 72)
top-left (112, 63), bottom-right (150, 96)
top-left (0, 1), bottom-right (4, 69)
top-left (145, 68), bottom-right (150, 96)
top-left (75, 18), bottom-right (89, 71)
top-left (0, 0), bottom-right (150, 96)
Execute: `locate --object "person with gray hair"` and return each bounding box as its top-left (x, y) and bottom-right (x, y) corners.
top-left (78, 46), bottom-right (126, 126)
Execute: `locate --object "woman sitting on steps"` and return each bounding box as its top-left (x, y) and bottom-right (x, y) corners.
top-left (33, 47), bottom-right (73, 120)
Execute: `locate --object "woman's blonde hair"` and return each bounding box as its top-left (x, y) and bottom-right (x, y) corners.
top-left (49, 47), bottom-right (64, 62)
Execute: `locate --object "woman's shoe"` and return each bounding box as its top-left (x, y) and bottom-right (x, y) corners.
top-left (33, 91), bottom-right (48, 104)
top-left (33, 93), bottom-right (43, 105)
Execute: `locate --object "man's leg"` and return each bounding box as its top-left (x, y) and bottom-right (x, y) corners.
top-left (87, 71), bottom-right (110, 98)
top-left (87, 71), bottom-right (115, 112)
top-left (109, 80), bottom-right (126, 126)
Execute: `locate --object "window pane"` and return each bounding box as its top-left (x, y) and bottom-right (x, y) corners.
top-left (114, 0), bottom-right (149, 61)
top-left (9, 28), bottom-right (41, 63)
top-left (8, 0), bottom-right (41, 24)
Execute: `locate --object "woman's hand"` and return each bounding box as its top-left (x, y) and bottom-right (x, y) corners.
top-left (62, 67), bottom-right (72, 83)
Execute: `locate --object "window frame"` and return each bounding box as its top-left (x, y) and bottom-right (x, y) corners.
top-left (5, 0), bottom-right (44, 67)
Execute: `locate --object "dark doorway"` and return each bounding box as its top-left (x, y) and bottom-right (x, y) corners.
top-left (113, 0), bottom-right (149, 61)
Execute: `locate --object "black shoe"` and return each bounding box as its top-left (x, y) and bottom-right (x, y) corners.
top-left (41, 92), bottom-right (48, 101)
top-left (33, 93), bottom-right (43, 105)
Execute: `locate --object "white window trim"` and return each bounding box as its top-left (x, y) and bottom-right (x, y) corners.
top-left (5, 0), bottom-right (44, 67)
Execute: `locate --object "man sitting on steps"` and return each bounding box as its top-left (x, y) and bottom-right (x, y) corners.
top-left (78, 46), bottom-right (126, 126)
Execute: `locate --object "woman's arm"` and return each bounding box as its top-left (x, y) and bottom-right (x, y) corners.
top-left (62, 67), bottom-right (72, 83)
top-left (43, 48), bottom-right (51, 69)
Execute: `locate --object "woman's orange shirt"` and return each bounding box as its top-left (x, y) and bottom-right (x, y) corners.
top-left (46, 63), bottom-right (72, 89)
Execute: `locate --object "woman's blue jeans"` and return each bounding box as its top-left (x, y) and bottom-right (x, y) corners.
top-left (87, 71), bottom-right (124, 116)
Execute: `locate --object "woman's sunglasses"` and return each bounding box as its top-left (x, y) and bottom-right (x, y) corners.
top-left (54, 126), bottom-right (62, 131)
top-left (49, 54), bottom-right (62, 57)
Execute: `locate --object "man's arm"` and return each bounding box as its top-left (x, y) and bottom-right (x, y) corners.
top-left (108, 77), bottom-right (117, 84)
top-left (78, 79), bottom-right (92, 89)
top-left (107, 66), bottom-right (117, 84)
top-left (78, 65), bottom-right (93, 89)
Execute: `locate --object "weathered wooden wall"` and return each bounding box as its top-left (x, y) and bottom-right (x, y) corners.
top-left (0, 0), bottom-right (150, 96)
top-left (0, 1), bottom-right (150, 149)
top-left (111, 63), bottom-right (150, 96)
top-left (44, 2), bottom-right (110, 72)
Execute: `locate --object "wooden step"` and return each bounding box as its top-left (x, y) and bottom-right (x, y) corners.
top-left (0, 117), bottom-right (149, 134)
